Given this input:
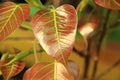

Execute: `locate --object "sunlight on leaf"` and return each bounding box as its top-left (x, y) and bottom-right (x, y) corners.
top-left (0, 2), bottom-right (30, 41)
top-left (95, 0), bottom-right (120, 10)
top-left (32, 4), bottom-right (77, 64)
top-left (78, 14), bottom-right (99, 38)
top-left (0, 60), bottom-right (25, 80)
top-left (23, 62), bottom-right (74, 80)
top-left (75, 14), bottom-right (99, 51)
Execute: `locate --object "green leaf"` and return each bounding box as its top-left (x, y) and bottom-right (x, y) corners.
top-left (23, 62), bottom-right (74, 80)
top-left (21, 21), bottom-right (33, 31)
top-left (30, 6), bottom-right (39, 16)
top-left (95, 0), bottom-right (120, 10)
top-left (0, 2), bottom-right (30, 41)
top-left (25, 0), bottom-right (44, 9)
top-left (32, 4), bottom-right (77, 64)
top-left (77, 0), bottom-right (89, 12)
top-left (0, 60), bottom-right (25, 80)
top-left (0, 53), bottom-right (9, 61)
top-left (5, 49), bottom-right (33, 65)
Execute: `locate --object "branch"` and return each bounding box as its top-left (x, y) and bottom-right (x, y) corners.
top-left (73, 48), bottom-right (86, 57)
top-left (89, 19), bottom-right (120, 39)
top-left (91, 10), bottom-right (111, 79)
top-left (95, 59), bottom-right (120, 80)
top-left (108, 19), bottom-right (120, 30)
top-left (83, 38), bottom-right (92, 79)
top-left (6, 37), bottom-right (34, 40)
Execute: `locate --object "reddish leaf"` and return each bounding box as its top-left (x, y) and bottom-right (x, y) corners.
top-left (0, 60), bottom-right (25, 80)
top-left (23, 68), bottom-right (31, 80)
top-left (75, 14), bottom-right (99, 51)
top-left (0, 59), bottom-right (7, 68)
top-left (32, 4), bottom-right (77, 64)
top-left (0, 2), bottom-right (30, 41)
top-left (95, 0), bottom-right (120, 10)
top-left (68, 60), bottom-right (80, 80)
top-left (74, 30), bottom-right (88, 51)
top-left (78, 15), bottom-right (99, 38)
top-left (23, 62), bottom-right (74, 80)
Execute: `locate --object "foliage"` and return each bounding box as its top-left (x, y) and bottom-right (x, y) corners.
top-left (0, 0), bottom-right (120, 80)
top-left (32, 4), bottom-right (77, 64)
top-left (0, 2), bottom-right (30, 41)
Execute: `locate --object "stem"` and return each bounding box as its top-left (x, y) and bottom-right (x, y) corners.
top-left (89, 19), bottom-right (120, 39)
top-left (54, 60), bottom-right (57, 80)
top-left (91, 10), bottom-right (111, 79)
top-left (96, 59), bottom-right (120, 80)
top-left (6, 37), bottom-right (34, 40)
top-left (5, 49), bottom-right (44, 66)
top-left (83, 54), bottom-right (90, 80)
top-left (73, 48), bottom-right (86, 57)
top-left (76, 0), bottom-right (82, 12)
top-left (5, 49), bottom-right (33, 66)
top-left (76, 0), bottom-right (89, 12)
top-left (108, 19), bottom-right (120, 29)
top-left (83, 38), bottom-right (92, 80)
top-left (21, 22), bottom-right (33, 31)
top-left (38, 0), bottom-right (44, 8)
top-left (33, 38), bottom-right (39, 63)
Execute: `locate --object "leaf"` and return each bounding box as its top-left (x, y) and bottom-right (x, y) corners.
top-left (95, 0), bottom-right (120, 10)
top-left (25, 0), bottom-right (44, 9)
top-left (32, 4), bottom-right (77, 64)
top-left (78, 14), bottom-right (99, 38)
top-left (6, 49), bottom-right (33, 65)
top-left (0, 60), bottom-right (25, 80)
top-left (23, 62), bottom-right (74, 80)
top-left (68, 60), bottom-right (80, 80)
top-left (74, 30), bottom-right (87, 51)
top-left (75, 14), bottom-right (99, 51)
top-left (0, 53), bottom-right (9, 61)
top-left (77, 0), bottom-right (89, 12)
top-left (23, 68), bottom-right (31, 80)
top-left (0, 2), bottom-right (30, 41)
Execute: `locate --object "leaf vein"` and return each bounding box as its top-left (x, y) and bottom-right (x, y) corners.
top-left (0, 5), bottom-right (19, 34)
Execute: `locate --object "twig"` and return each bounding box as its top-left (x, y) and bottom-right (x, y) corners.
top-left (6, 37), bottom-right (34, 40)
top-left (83, 38), bottom-right (92, 80)
top-left (95, 59), bottom-right (120, 80)
top-left (33, 38), bottom-right (39, 63)
top-left (108, 19), bottom-right (120, 29)
top-left (73, 48), bottom-right (86, 57)
top-left (89, 18), bottom-right (120, 40)
top-left (91, 10), bottom-right (111, 79)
